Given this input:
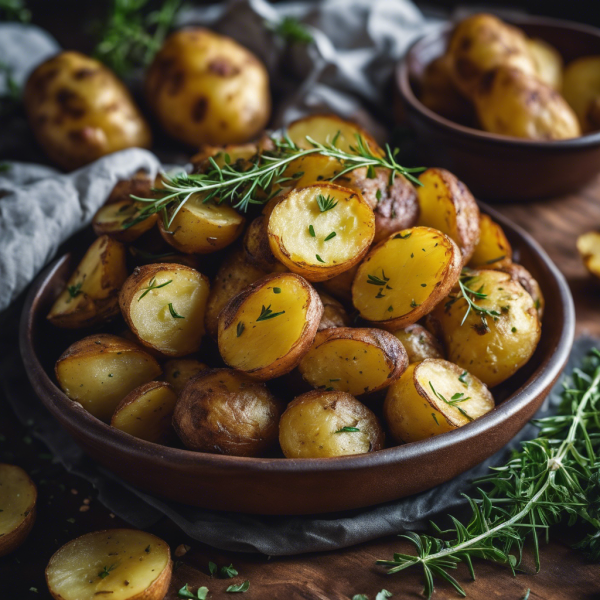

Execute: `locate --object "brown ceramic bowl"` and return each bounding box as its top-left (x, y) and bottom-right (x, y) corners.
top-left (20, 205), bottom-right (574, 515)
top-left (396, 16), bottom-right (600, 201)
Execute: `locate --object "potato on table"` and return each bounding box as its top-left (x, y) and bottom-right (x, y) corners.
top-left (267, 183), bottom-right (375, 281)
top-left (562, 56), bottom-right (600, 132)
top-left (427, 269), bottom-right (541, 387)
top-left (46, 529), bottom-right (171, 600)
top-left (384, 359), bottom-right (494, 443)
top-left (162, 358), bottom-right (208, 394)
top-left (119, 263), bottom-right (210, 357)
top-left (416, 168), bottom-right (480, 264)
top-left (111, 381), bottom-right (177, 444)
top-left (24, 51), bottom-right (151, 171)
top-left (352, 226), bottom-right (462, 330)
top-left (279, 390), bottom-right (384, 458)
top-left (218, 272), bottom-right (323, 380)
top-left (0, 464), bottom-right (37, 557)
top-left (317, 291), bottom-right (351, 331)
top-left (392, 323), bottom-right (444, 364)
top-left (298, 327), bottom-right (408, 395)
top-left (92, 200), bottom-right (158, 243)
top-left (173, 368), bottom-right (282, 456)
top-left (47, 235), bottom-right (127, 329)
top-left (55, 334), bottom-right (162, 421)
top-left (468, 213), bottom-right (512, 268)
top-left (527, 38), bottom-right (563, 90)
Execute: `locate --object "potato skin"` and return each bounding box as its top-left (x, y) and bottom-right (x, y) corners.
top-left (24, 51), bottom-right (151, 170)
top-left (145, 28), bottom-right (270, 146)
top-left (562, 56), bottom-right (600, 133)
top-left (244, 216), bottom-right (282, 271)
top-left (392, 323), bottom-right (444, 363)
top-left (527, 38), bottom-right (563, 90)
top-left (279, 390), bottom-right (384, 458)
top-left (173, 369), bottom-right (282, 457)
top-left (317, 291), bottom-right (351, 331)
top-left (468, 213), bottom-right (512, 269)
top-left (92, 200), bottom-right (158, 243)
top-left (495, 262), bottom-right (545, 320)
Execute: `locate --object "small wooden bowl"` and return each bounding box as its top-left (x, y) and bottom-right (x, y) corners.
top-left (396, 16), bottom-right (600, 201)
top-left (20, 205), bottom-right (574, 515)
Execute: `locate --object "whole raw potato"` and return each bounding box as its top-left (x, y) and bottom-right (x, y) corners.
top-left (24, 52), bottom-right (151, 170)
top-left (145, 28), bottom-right (271, 146)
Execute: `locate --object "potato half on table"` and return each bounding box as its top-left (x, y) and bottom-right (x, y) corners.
top-left (218, 272), bottom-right (323, 380)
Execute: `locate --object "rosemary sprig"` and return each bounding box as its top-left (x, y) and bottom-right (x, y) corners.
top-left (267, 16), bottom-right (313, 44)
top-left (316, 193), bottom-right (338, 213)
top-left (256, 305), bottom-right (285, 322)
top-left (446, 270), bottom-right (502, 329)
top-left (138, 277), bottom-right (172, 301)
top-left (0, 0), bottom-right (30, 22)
top-left (429, 381), bottom-right (472, 422)
top-left (377, 348), bottom-right (600, 599)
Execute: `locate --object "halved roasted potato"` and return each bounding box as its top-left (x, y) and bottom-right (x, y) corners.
top-left (47, 235), bottom-right (128, 329)
top-left (279, 390), bottom-right (384, 458)
top-left (267, 183), bottom-right (375, 281)
top-left (416, 168), bottom-right (480, 264)
top-left (317, 290), bottom-right (351, 330)
top-left (46, 529), bottom-right (172, 600)
top-left (527, 38), bottom-right (563, 90)
top-left (495, 262), bottom-right (545, 320)
top-left (218, 272), bottom-right (323, 380)
top-left (92, 200), bottom-right (158, 243)
top-left (468, 213), bottom-right (512, 268)
top-left (0, 464), bottom-right (37, 557)
top-left (384, 359), bottom-right (494, 443)
top-left (162, 358), bottom-right (208, 394)
top-left (427, 269), bottom-right (541, 387)
top-left (321, 263), bottom-right (358, 304)
top-left (190, 143), bottom-right (258, 172)
top-left (111, 381), bottom-right (177, 443)
top-left (158, 194), bottom-right (245, 254)
top-left (578, 231), bottom-right (600, 280)
top-left (352, 226), bottom-right (462, 330)
top-left (244, 216), bottom-right (282, 271)
top-left (298, 327), bottom-right (408, 395)
top-left (173, 368), bottom-right (282, 456)
top-left (119, 263), bottom-right (210, 357)
top-left (562, 56), bottom-right (600, 133)
top-left (105, 171), bottom-right (154, 205)
top-left (55, 334), bottom-right (162, 421)
top-left (392, 323), bottom-right (444, 363)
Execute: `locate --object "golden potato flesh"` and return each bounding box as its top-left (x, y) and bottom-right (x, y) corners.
top-left (527, 38), bottom-right (563, 90)
top-left (384, 359), bottom-right (494, 443)
top-left (562, 56), bottom-right (600, 132)
top-left (45, 529), bottom-right (171, 600)
top-left (428, 269), bottom-right (541, 387)
top-left (474, 66), bottom-right (581, 140)
top-left (47, 235), bottom-right (128, 329)
top-left (0, 464), bottom-right (36, 557)
top-left (468, 213), bottom-right (512, 268)
top-left (24, 51), bottom-right (151, 171)
top-left (173, 369), bottom-right (281, 456)
top-left (392, 323), bottom-right (444, 363)
top-left (162, 358), bottom-right (208, 394)
top-left (577, 231), bottom-right (600, 280)
top-left (119, 263), bottom-right (210, 357)
top-left (279, 390), bottom-right (384, 458)
top-left (218, 273), bottom-right (323, 380)
top-left (352, 227), bottom-right (462, 330)
top-left (268, 183), bottom-right (375, 281)
top-left (417, 168), bottom-right (480, 264)
top-left (317, 291), bottom-right (350, 331)
top-left (55, 334), bottom-right (162, 421)
top-left (145, 28), bottom-right (270, 146)
top-left (495, 262), bottom-right (545, 320)
top-left (111, 381), bottom-right (177, 444)
top-left (158, 194), bottom-right (245, 254)
top-left (299, 327), bottom-right (408, 395)
top-left (92, 200), bottom-right (158, 243)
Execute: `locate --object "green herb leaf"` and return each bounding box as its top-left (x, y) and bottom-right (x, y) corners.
top-left (256, 304), bottom-right (285, 322)
top-left (335, 427), bottom-right (360, 433)
top-left (367, 270), bottom-right (390, 286)
top-left (138, 277), bottom-right (172, 301)
top-left (67, 281), bottom-right (83, 299)
top-left (98, 563), bottom-right (118, 580)
top-left (168, 302), bottom-right (185, 319)
top-left (308, 224), bottom-right (316, 237)
top-left (376, 591), bottom-right (393, 600)
top-left (458, 371), bottom-right (469, 386)
top-left (268, 16), bottom-right (312, 44)
top-left (178, 584), bottom-right (196, 599)
top-left (226, 580), bottom-right (250, 593)
top-left (393, 232), bottom-right (411, 239)
top-left (273, 287), bottom-right (281, 294)
top-left (316, 254), bottom-right (325, 263)
top-left (220, 564), bottom-right (238, 578)
top-left (324, 231), bottom-right (337, 241)
top-left (429, 381), bottom-right (472, 421)
top-left (316, 193), bottom-right (338, 213)
top-left (353, 595), bottom-right (369, 600)
top-left (197, 587), bottom-right (209, 600)
top-left (209, 561), bottom-right (218, 576)
top-left (237, 322), bottom-right (245, 337)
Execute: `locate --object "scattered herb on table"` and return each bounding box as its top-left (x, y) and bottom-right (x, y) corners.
top-left (0, 0), bottom-right (30, 22)
top-left (226, 580), bottom-right (250, 593)
top-left (220, 563), bottom-right (238, 578)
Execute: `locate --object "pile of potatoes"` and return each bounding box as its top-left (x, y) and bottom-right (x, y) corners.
top-left (48, 115), bottom-right (543, 459)
top-left (420, 12), bottom-right (600, 139)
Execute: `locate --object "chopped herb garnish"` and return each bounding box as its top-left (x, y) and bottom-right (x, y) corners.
top-left (98, 564), bottom-right (118, 579)
top-left (220, 564), bottom-right (238, 578)
top-left (273, 287), bottom-right (281, 294)
top-left (335, 427), bottom-right (360, 433)
top-left (308, 224), bottom-right (316, 237)
top-left (431, 413), bottom-right (439, 426)
top-left (410, 299), bottom-right (419, 308)
top-left (367, 270), bottom-right (390, 286)
top-left (458, 371), bottom-right (469, 386)
top-left (387, 305), bottom-right (393, 312)
top-left (168, 303), bottom-right (185, 319)
top-left (226, 580), bottom-right (250, 593)
top-left (485, 255), bottom-right (506, 264)
top-left (197, 587), bottom-right (209, 600)
top-left (138, 277), bottom-right (172, 301)
top-left (393, 232), bottom-right (412, 239)
top-left (324, 231), bottom-right (337, 241)
top-left (316, 193), bottom-right (338, 212)
top-left (237, 322), bottom-right (245, 337)
top-left (177, 584), bottom-right (195, 599)
top-left (268, 16), bottom-right (313, 44)
top-left (375, 289), bottom-right (385, 298)
top-left (145, 545), bottom-right (150, 553)
top-left (316, 254), bottom-right (325, 263)
top-left (421, 283), bottom-right (427, 287)
top-left (512, 326), bottom-right (517, 333)
top-left (429, 381), bottom-right (472, 421)
top-left (256, 304), bottom-right (285, 322)
top-left (375, 189), bottom-right (382, 203)
top-left (67, 281), bottom-right (83, 300)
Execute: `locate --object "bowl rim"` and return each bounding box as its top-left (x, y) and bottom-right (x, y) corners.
top-left (20, 203), bottom-right (575, 474)
top-left (397, 15), bottom-right (600, 149)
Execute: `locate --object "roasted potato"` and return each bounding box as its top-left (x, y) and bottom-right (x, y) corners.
top-left (527, 38), bottom-right (563, 90)
top-left (55, 334), bottom-right (162, 421)
top-left (158, 194), bottom-right (245, 254)
top-left (562, 56), bottom-right (600, 133)
top-left (145, 28), bottom-right (270, 146)
top-left (119, 263), bottom-right (210, 357)
top-left (416, 168), bottom-right (480, 263)
top-left (474, 66), bottom-right (581, 140)
top-left (495, 262), bottom-right (545, 320)
top-left (218, 272), bottom-right (323, 380)
top-left (111, 381), bottom-right (177, 443)
top-left (162, 358), bottom-right (208, 394)
top-left (577, 231), bottom-right (600, 280)
top-left (392, 323), bottom-right (444, 363)
top-left (0, 464), bottom-right (36, 557)
top-left (321, 263), bottom-right (358, 304)
top-left (267, 183), bottom-right (375, 281)
top-left (352, 227), bottom-right (462, 330)
top-left (428, 269), bottom-right (541, 387)
top-left (47, 235), bottom-right (127, 329)
top-left (384, 359), bottom-right (494, 443)
top-left (298, 327), bottom-right (408, 395)
top-left (468, 213), bottom-right (512, 268)
top-left (24, 51), bottom-right (151, 171)
top-left (317, 291), bottom-right (351, 330)
top-left (279, 390), bottom-right (384, 458)
top-left (244, 216), bottom-right (282, 271)
top-left (46, 529), bottom-right (172, 600)
top-left (173, 368), bottom-right (282, 456)
top-left (105, 171), bottom-right (153, 205)
top-left (191, 143), bottom-right (258, 171)
top-left (92, 200), bottom-right (158, 243)
top-left (447, 13), bottom-right (537, 99)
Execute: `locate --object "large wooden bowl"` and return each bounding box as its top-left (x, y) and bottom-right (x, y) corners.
top-left (20, 205), bottom-right (574, 515)
top-left (396, 16), bottom-right (600, 201)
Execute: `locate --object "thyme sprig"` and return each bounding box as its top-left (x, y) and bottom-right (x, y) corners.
top-left (377, 348), bottom-right (600, 599)
top-left (446, 270), bottom-right (502, 329)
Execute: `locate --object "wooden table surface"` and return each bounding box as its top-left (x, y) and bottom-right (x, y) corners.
top-left (2, 176), bottom-right (600, 600)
